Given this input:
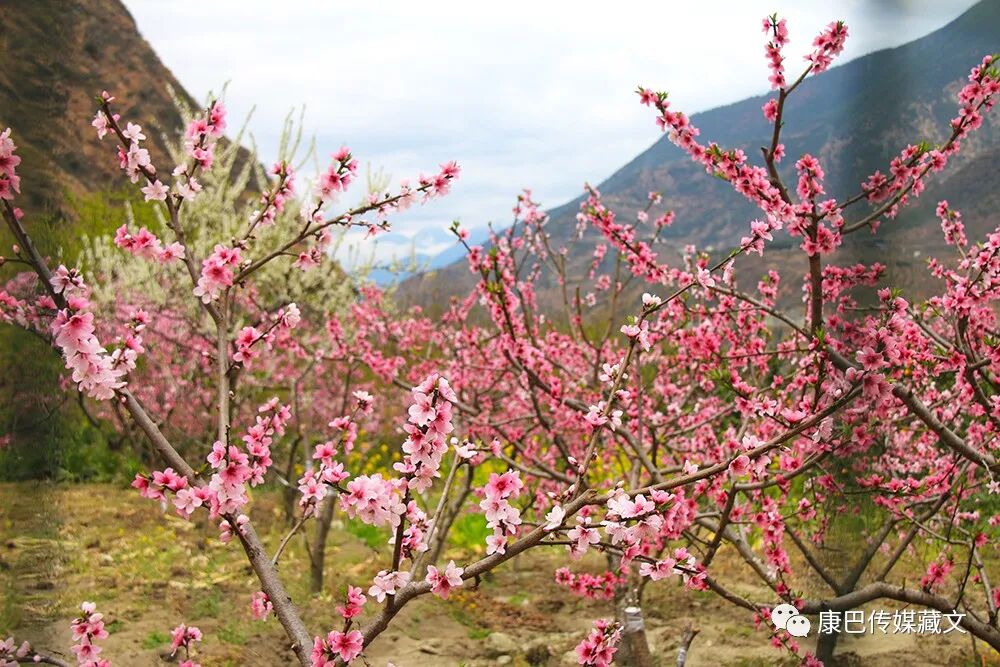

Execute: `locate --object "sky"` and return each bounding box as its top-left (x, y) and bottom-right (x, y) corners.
top-left (122, 0), bottom-right (979, 266)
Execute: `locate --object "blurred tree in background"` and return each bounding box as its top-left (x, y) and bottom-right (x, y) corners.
top-left (0, 188), bottom-right (158, 479)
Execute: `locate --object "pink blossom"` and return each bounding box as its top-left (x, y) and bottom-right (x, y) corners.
top-left (729, 455), bottom-right (751, 477)
top-left (368, 570), bottom-right (411, 603)
top-left (250, 591), bottom-right (272, 620)
top-left (140, 179), bottom-right (168, 202)
top-left (173, 486), bottom-right (209, 517)
top-left (91, 111), bottom-right (116, 140)
top-left (544, 505), bottom-right (566, 531)
top-left (567, 520), bottom-right (600, 559)
top-left (331, 630), bottom-right (364, 663)
top-left (762, 98), bottom-right (779, 122)
top-left (169, 623), bottom-right (202, 656)
top-left (575, 619), bottom-right (622, 666)
top-left (425, 560), bottom-right (464, 599)
top-left (341, 473), bottom-right (404, 528)
top-left (406, 391), bottom-right (436, 425)
top-left (639, 557), bottom-right (678, 581)
top-left (122, 122), bottom-right (145, 143)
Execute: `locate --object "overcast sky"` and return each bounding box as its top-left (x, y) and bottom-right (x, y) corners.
top-left (123, 0), bottom-right (979, 264)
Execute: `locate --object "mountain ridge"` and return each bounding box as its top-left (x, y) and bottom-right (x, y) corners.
top-left (0, 0), bottom-right (256, 217)
top-left (402, 0), bottom-right (1000, 311)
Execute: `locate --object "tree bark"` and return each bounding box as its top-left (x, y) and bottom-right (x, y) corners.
top-left (611, 560), bottom-right (654, 667)
top-left (281, 435), bottom-right (303, 523)
top-left (422, 465), bottom-right (473, 573)
top-left (676, 623), bottom-right (699, 667)
top-left (618, 603), bottom-right (654, 667)
top-left (309, 496), bottom-right (336, 594)
top-left (815, 629), bottom-right (840, 665)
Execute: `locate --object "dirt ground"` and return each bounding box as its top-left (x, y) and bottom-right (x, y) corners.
top-left (0, 483), bottom-right (996, 666)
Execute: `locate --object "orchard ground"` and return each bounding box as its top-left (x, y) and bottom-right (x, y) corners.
top-left (1, 483), bottom-right (995, 667)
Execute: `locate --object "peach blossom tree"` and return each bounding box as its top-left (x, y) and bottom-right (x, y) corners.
top-left (1, 13), bottom-right (999, 667)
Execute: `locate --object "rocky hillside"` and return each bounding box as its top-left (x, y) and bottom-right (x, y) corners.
top-left (401, 0), bottom-right (1000, 312)
top-left (0, 0), bottom-right (205, 215)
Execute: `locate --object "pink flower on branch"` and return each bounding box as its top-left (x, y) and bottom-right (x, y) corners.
top-left (312, 629), bottom-right (363, 664)
top-left (575, 618), bottom-right (622, 666)
top-left (250, 591), bottom-right (272, 620)
top-left (425, 560), bottom-right (464, 599)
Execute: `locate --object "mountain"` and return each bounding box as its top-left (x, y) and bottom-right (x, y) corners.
top-left (0, 0), bottom-right (245, 216)
top-left (400, 0), bottom-right (1000, 313)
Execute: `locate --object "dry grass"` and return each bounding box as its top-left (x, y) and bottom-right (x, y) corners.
top-left (0, 483), bottom-right (996, 666)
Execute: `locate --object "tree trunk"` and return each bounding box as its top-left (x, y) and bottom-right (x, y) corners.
top-left (309, 496), bottom-right (336, 594)
top-left (422, 465), bottom-right (473, 574)
top-left (676, 624), bottom-right (699, 667)
top-left (281, 436), bottom-right (303, 524)
top-left (611, 561), bottom-right (654, 667)
top-left (815, 628), bottom-right (840, 665)
top-left (618, 604), bottom-right (654, 667)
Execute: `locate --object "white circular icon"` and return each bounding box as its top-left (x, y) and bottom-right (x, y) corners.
top-left (786, 614), bottom-right (811, 637)
top-left (771, 603), bottom-right (799, 630)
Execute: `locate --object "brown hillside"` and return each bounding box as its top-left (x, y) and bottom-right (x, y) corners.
top-left (0, 0), bottom-right (204, 215)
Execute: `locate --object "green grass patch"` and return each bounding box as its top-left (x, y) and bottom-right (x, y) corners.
top-left (141, 630), bottom-right (170, 649)
top-left (449, 513), bottom-right (491, 553)
top-left (343, 517), bottom-right (388, 550)
top-left (0, 580), bottom-right (21, 632)
top-left (507, 592), bottom-right (529, 606)
top-left (191, 589), bottom-right (222, 619)
top-left (217, 619), bottom-right (248, 645)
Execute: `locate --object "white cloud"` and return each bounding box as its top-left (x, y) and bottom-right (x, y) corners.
top-left (123, 0), bottom-right (978, 255)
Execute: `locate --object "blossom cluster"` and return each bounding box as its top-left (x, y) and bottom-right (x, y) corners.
top-left (395, 374), bottom-right (458, 492)
top-left (113, 119), bottom-right (156, 185)
top-left (315, 146), bottom-right (358, 204)
top-left (233, 302), bottom-right (302, 366)
top-left (577, 186), bottom-right (669, 283)
top-left (250, 591), bottom-right (273, 621)
top-left (953, 54), bottom-right (999, 137)
top-left (113, 224), bottom-right (185, 263)
top-left (920, 556), bottom-right (955, 592)
top-left (251, 160), bottom-right (296, 228)
top-left (298, 421), bottom-right (353, 513)
top-left (604, 490), bottom-right (679, 573)
top-left (171, 99), bottom-right (227, 197)
top-left (479, 470), bottom-right (524, 555)
top-left (169, 623), bottom-right (203, 667)
top-left (368, 569), bottom-right (411, 603)
top-left (859, 56), bottom-right (998, 226)
top-left (49, 266), bottom-right (143, 400)
top-left (0, 128), bottom-right (21, 201)
top-left (193, 243), bottom-right (243, 303)
top-left (311, 629), bottom-right (363, 665)
top-left (336, 585), bottom-right (366, 620)
top-left (70, 602), bottom-right (110, 666)
top-left (574, 619), bottom-right (622, 667)
top-left (806, 21), bottom-right (848, 74)
top-left (639, 86), bottom-right (791, 254)
top-left (425, 560), bottom-right (464, 599)
top-left (0, 637), bottom-right (33, 667)
top-left (762, 14), bottom-right (789, 89)
top-left (554, 567), bottom-right (624, 600)
top-left (203, 399), bottom-right (290, 514)
top-left (133, 398), bottom-right (289, 524)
